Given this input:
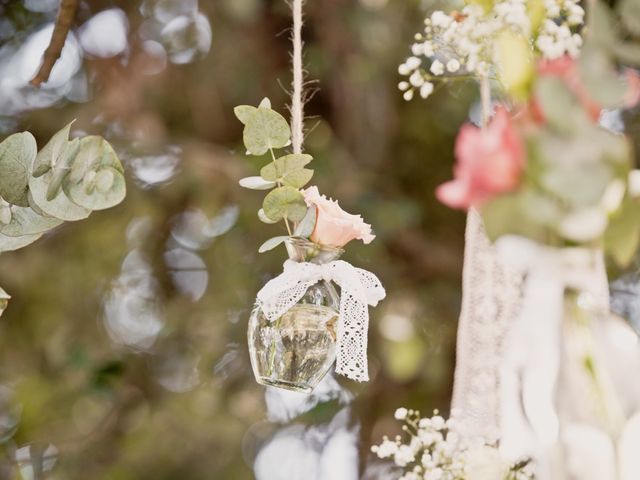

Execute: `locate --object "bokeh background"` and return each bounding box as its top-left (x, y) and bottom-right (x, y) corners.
top-left (0, 1), bottom-right (636, 479)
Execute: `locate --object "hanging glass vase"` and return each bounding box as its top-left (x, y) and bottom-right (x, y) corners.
top-left (248, 237), bottom-right (342, 393)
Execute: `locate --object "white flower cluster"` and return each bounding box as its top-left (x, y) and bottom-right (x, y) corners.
top-left (371, 409), bottom-right (534, 480)
top-left (398, 0), bottom-right (585, 101)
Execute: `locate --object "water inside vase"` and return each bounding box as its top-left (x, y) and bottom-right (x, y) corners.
top-left (249, 302), bottom-right (338, 393)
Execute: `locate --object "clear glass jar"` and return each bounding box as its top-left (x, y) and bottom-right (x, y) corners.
top-left (248, 237), bottom-right (342, 393)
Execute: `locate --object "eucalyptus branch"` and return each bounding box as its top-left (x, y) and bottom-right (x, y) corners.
top-left (30, 0), bottom-right (79, 87)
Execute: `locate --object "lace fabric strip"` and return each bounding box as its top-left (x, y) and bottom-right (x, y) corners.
top-left (256, 259), bottom-right (386, 382)
top-left (451, 209), bottom-right (524, 441)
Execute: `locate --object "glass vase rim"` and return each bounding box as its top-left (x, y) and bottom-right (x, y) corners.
top-left (284, 236), bottom-right (344, 261)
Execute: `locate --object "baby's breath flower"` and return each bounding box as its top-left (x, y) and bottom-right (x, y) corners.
top-left (395, 407), bottom-right (409, 420)
top-left (446, 59), bottom-right (460, 73)
top-left (372, 410), bottom-right (533, 479)
top-left (403, 90), bottom-right (414, 101)
top-left (410, 70), bottom-right (425, 87)
top-left (430, 60), bottom-right (445, 75)
top-left (420, 82), bottom-right (434, 99)
top-left (405, 56), bottom-right (422, 70)
top-left (398, 0), bottom-right (585, 100)
top-left (398, 81), bottom-right (410, 91)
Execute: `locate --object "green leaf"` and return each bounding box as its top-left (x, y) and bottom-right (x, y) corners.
top-left (590, 0), bottom-right (619, 48)
top-left (258, 235), bottom-right (289, 253)
top-left (482, 191), bottom-right (556, 243)
top-left (68, 136), bottom-right (125, 185)
top-left (29, 169), bottom-right (90, 221)
top-left (233, 105), bottom-right (257, 125)
top-left (64, 167), bottom-right (126, 211)
top-left (259, 98), bottom-right (271, 109)
top-left (294, 206), bottom-right (317, 237)
top-left (0, 232), bottom-right (42, 253)
top-left (260, 153), bottom-right (313, 181)
top-left (496, 31), bottom-right (533, 100)
top-left (46, 137), bottom-right (80, 201)
top-left (238, 176), bottom-right (276, 190)
top-left (611, 41), bottom-right (640, 67)
top-left (0, 205), bottom-right (11, 225)
top-left (527, 0), bottom-right (546, 32)
top-left (32, 120), bottom-right (75, 177)
top-left (0, 206), bottom-right (62, 237)
top-left (258, 208), bottom-right (279, 224)
top-left (535, 77), bottom-right (587, 134)
top-left (243, 108), bottom-right (291, 156)
top-left (605, 197), bottom-right (640, 266)
top-left (619, 0), bottom-right (640, 36)
top-left (579, 43), bottom-right (628, 108)
top-left (0, 132), bottom-right (37, 206)
top-left (262, 186), bottom-right (307, 222)
top-left (282, 168), bottom-right (313, 188)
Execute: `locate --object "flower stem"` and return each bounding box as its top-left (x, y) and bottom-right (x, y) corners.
top-left (480, 74), bottom-right (491, 128)
top-left (269, 146), bottom-right (295, 235)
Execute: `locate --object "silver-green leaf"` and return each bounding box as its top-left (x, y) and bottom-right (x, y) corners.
top-left (258, 208), bottom-right (279, 224)
top-left (294, 206), bottom-right (317, 238)
top-left (262, 186), bottom-right (307, 222)
top-left (64, 167), bottom-right (126, 211)
top-left (260, 153), bottom-right (313, 181)
top-left (258, 235), bottom-right (289, 253)
top-left (0, 206), bottom-right (62, 237)
top-left (234, 105), bottom-right (258, 125)
top-left (0, 132), bottom-right (37, 207)
top-left (243, 108), bottom-right (291, 156)
top-left (32, 120), bottom-right (75, 177)
top-left (239, 176), bottom-right (277, 190)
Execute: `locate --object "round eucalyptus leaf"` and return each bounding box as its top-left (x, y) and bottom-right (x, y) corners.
top-left (0, 206), bottom-right (11, 226)
top-left (282, 168), bottom-right (313, 188)
top-left (0, 206), bottom-right (63, 237)
top-left (64, 167), bottom-right (126, 211)
top-left (262, 186), bottom-right (307, 222)
top-left (0, 232), bottom-right (42, 253)
top-left (233, 105), bottom-right (257, 125)
top-left (69, 136), bottom-right (124, 184)
top-left (29, 169), bottom-right (91, 221)
top-left (46, 138), bottom-right (80, 201)
top-left (258, 208), bottom-right (279, 224)
top-left (243, 108), bottom-right (291, 156)
top-left (0, 132), bottom-right (37, 206)
top-left (260, 153), bottom-right (313, 181)
top-left (32, 120), bottom-right (75, 177)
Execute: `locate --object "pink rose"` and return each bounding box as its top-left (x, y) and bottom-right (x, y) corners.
top-left (302, 186), bottom-right (375, 247)
top-left (436, 107), bottom-right (525, 210)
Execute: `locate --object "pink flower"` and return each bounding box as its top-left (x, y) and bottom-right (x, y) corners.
top-left (436, 108), bottom-right (525, 210)
top-left (302, 186), bottom-right (375, 247)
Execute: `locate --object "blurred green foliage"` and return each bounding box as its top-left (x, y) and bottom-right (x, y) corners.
top-left (0, 0), bottom-right (550, 478)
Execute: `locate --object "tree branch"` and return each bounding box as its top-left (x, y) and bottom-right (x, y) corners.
top-left (30, 0), bottom-right (79, 87)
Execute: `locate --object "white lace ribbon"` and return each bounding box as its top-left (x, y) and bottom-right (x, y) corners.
top-left (494, 236), bottom-right (609, 473)
top-left (256, 259), bottom-right (386, 382)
